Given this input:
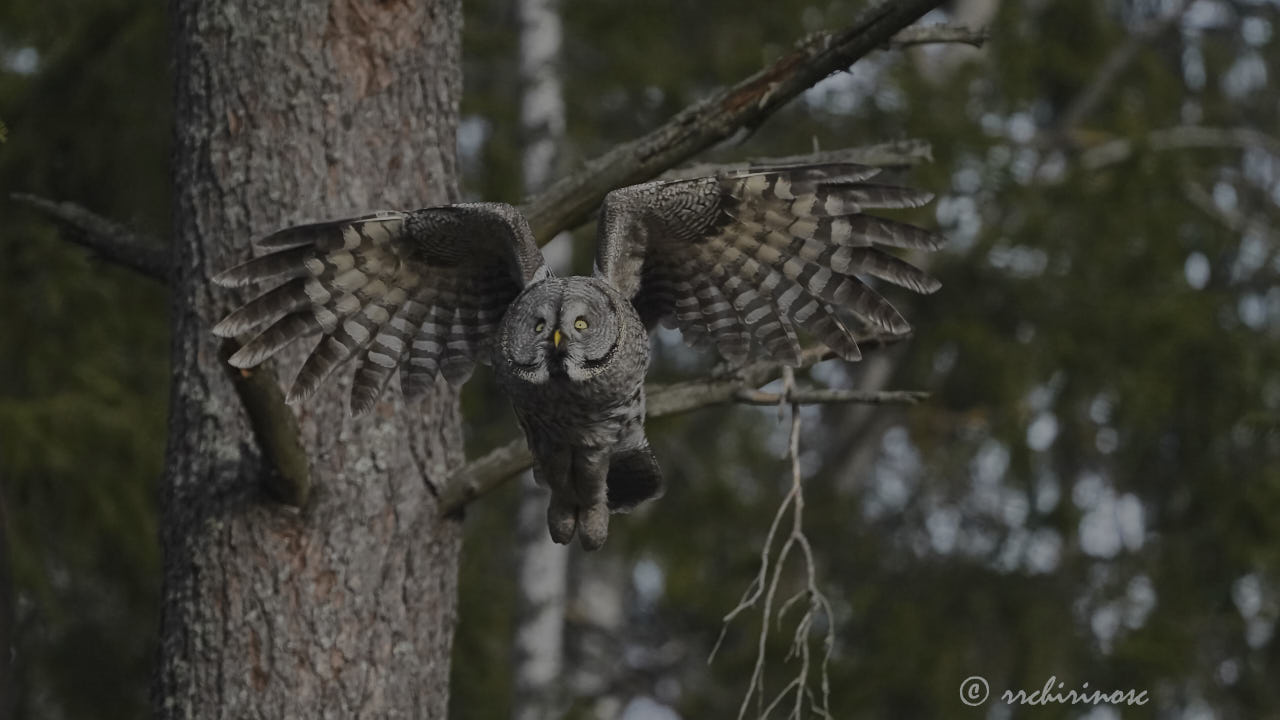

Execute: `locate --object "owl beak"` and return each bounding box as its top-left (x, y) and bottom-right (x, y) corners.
top-left (552, 329), bottom-right (562, 349)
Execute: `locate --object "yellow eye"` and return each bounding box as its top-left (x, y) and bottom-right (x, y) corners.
top-left (574, 318), bottom-right (588, 330)
top-left (534, 321), bottom-right (545, 332)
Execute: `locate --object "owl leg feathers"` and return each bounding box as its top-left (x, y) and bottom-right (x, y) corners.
top-left (532, 443), bottom-right (610, 549)
top-left (533, 449), bottom-right (578, 545)
top-left (572, 448), bottom-right (612, 551)
top-left (531, 438), bottom-right (662, 550)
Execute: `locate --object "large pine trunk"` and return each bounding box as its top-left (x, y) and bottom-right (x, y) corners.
top-left (158, 1), bottom-right (464, 716)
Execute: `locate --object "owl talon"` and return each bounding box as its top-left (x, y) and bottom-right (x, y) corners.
top-left (576, 503), bottom-right (609, 551)
top-left (547, 499), bottom-right (577, 545)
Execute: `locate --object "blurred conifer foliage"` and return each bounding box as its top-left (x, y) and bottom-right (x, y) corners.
top-left (2, 0), bottom-right (1278, 718)
top-left (1, 1), bottom-right (169, 718)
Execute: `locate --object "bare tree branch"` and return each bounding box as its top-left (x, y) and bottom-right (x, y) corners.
top-left (11, 137), bottom-right (931, 292)
top-left (518, 0), bottom-right (948, 243)
top-left (10, 193), bottom-right (169, 283)
top-left (664, 139), bottom-right (933, 181)
top-left (888, 23), bottom-right (990, 48)
top-left (1080, 126), bottom-right (1280, 171)
top-left (219, 341), bottom-right (312, 508)
top-left (9, 195), bottom-right (317, 505)
top-left (439, 334), bottom-right (919, 516)
top-left (733, 388), bottom-right (929, 406)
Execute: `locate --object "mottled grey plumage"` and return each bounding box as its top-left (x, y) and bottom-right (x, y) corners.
top-left (213, 163), bottom-right (945, 549)
top-left (495, 277), bottom-right (653, 549)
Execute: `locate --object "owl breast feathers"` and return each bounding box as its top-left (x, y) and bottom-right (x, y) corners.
top-left (213, 162), bottom-right (945, 549)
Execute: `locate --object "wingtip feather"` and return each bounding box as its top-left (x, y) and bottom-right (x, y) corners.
top-left (349, 384), bottom-right (387, 417)
top-left (918, 230), bottom-right (949, 252)
top-left (284, 382), bottom-right (317, 406)
top-left (227, 346), bottom-right (260, 369)
top-left (832, 342), bottom-right (863, 362)
top-left (212, 267), bottom-right (249, 288)
top-left (211, 317), bottom-right (241, 338)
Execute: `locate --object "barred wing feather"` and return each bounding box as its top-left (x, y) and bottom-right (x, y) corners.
top-left (594, 163), bottom-right (944, 364)
top-left (213, 203), bottom-right (546, 415)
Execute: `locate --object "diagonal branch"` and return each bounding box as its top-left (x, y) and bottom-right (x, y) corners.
top-left (439, 335), bottom-right (921, 516)
top-left (518, 0), bottom-right (948, 243)
top-left (11, 193), bottom-right (170, 282)
top-left (733, 387), bottom-right (929, 406)
top-left (11, 137), bottom-right (929, 289)
top-left (10, 193), bottom-right (310, 505)
top-left (9, 194), bottom-right (313, 505)
top-left (664, 139), bottom-right (933, 181)
top-left (888, 23), bottom-right (989, 49)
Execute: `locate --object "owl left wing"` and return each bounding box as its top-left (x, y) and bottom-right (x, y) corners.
top-left (213, 203), bottom-right (547, 414)
top-left (593, 163), bottom-right (945, 365)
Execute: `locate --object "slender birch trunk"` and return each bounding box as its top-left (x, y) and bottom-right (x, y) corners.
top-left (512, 1), bottom-right (571, 718)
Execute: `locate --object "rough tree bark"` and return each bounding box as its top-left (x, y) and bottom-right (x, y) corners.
top-left (158, 1), bottom-right (464, 717)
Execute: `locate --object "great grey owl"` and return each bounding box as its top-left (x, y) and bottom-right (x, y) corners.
top-left (213, 163), bottom-right (944, 549)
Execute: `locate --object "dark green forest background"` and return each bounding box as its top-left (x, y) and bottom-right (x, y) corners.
top-left (2, 0), bottom-right (1278, 718)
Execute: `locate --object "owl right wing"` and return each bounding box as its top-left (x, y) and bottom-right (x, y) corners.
top-left (212, 203), bottom-right (547, 414)
top-left (593, 163), bottom-right (946, 365)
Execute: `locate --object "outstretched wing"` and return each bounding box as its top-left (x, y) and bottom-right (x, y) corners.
top-left (213, 203), bottom-right (547, 414)
top-left (593, 163), bottom-right (945, 365)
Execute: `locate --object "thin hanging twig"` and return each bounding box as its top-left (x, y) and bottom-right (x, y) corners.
top-left (711, 368), bottom-right (836, 720)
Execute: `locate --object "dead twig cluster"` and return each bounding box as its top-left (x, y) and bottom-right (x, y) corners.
top-left (710, 368), bottom-right (837, 720)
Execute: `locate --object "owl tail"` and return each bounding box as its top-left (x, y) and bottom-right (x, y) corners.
top-left (605, 443), bottom-right (664, 512)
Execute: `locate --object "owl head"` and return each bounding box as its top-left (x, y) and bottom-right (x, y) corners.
top-left (501, 277), bottom-right (620, 384)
